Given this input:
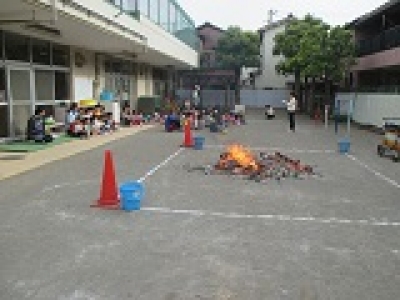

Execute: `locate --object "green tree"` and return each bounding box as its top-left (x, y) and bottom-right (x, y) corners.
top-left (273, 15), bottom-right (355, 112)
top-left (322, 26), bottom-right (356, 105)
top-left (273, 15), bottom-right (328, 110)
top-left (215, 26), bottom-right (260, 104)
top-left (300, 17), bottom-right (330, 112)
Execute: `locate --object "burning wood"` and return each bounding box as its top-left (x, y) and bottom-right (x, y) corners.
top-left (213, 144), bottom-right (316, 181)
top-left (215, 144), bottom-right (260, 173)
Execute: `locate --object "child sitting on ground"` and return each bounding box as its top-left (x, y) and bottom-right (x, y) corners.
top-left (92, 115), bottom-right (104, 135)
top-left (103, 113), bottom-right (115, 133)
top-left (265, 105), bottom-right (275, 120)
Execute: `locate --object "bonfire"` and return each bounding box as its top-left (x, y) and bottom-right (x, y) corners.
top-left (215, 144), bottom-right (260, 173)
top-left (212, 144), bottom-right (315, 182)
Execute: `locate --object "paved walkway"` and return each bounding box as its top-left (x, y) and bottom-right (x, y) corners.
top-left (0, 125), bottom-right (154, 181)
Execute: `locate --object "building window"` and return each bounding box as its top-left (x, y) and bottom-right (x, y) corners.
top-left (5, 32), bottom-right (30, 62)
top-left (149, 0), bottom-right (159, 24)
top-left (0, 31), bottom-right (3, 60)
top-left (112, 61), bottom-right (122, 73)
top-left (0, 67), bottom-right (5, 95)
top-left (52, 43), bottom-right (70, 67)
top-left (55, 71), bottom-right (70, 101)
top-left (139, 0), bottom-right (149, 17)
top-left (105, 60), bottom-right (112, 73)
top-left (121, 62), bottom-right (132, 75)
top-left (159, 0), bottom-right (169, 31)
top-left (32, 38), bottom-right (51, 65)
top-left (35, 70), bottom-right (54, 102)
top-left (121, 0), bottom-right (137, 12)
top-left (169, 2), bottom-right (177, 33)
top-left (105, 75), bottom-right (113, 91)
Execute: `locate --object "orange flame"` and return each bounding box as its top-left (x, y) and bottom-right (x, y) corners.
top-left (225, 144), bottom-right (259, 171)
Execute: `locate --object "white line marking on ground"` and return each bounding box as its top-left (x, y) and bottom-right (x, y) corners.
top-left (40, 148), bottom-right (184, 193)
top-left (140, 206), bottom-right (400, 227)
top-left (204, 145), bottom-right (334, 154)
top-left (346, 154), bottom-right (400, 189)
top-left (40, 180), bottom-right (97, 193)
top-left (138, 148), bottom-right (184, 183)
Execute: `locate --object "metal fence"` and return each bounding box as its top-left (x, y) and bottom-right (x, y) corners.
top-left (175, 89), bottom-right (235, 108)
top-left (336, 92), bottom-right (400, 128)
top-left (175, 89), bottom-right (290, 109)
top-left (240, 89), bottom-right (289, 108)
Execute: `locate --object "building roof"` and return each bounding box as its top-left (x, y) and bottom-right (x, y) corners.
top-left (258, 14), bottom-right (295, 34)
top-left (196, 22), bottom-right (225, 32)
top-left (346, 0), bottom-right (400, 28)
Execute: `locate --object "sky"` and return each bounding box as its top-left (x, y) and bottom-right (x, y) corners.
top-left (178, 0), bottom-right (388, 30)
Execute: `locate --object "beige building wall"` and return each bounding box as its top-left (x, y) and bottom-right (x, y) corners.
top-left (136, 65), bottom-right (147, 100)
top-left (130, 69), bottom-right (138, 109)
top-left (70, 48), bottom-right (96, 102)
top-left (146, 66), bottom-right (153, 95)
top-left (255, 23), bottom-right (294, 89)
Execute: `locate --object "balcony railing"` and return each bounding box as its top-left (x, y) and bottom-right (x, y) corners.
top-left (356, 85), bottom-right (400, 94)
top-left (357, 25), bottom-right (400, 57)
top-left (106, 0), bottom-right (198, 50)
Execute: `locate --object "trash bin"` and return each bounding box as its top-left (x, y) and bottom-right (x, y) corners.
top-left (338, 137), bottom-right (350, 154)
top-left (119, 181), bottom-right (145, 211)
top-left (193, 136), bottom-right (205, 150)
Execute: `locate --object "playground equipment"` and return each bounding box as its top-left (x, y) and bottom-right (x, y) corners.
top-left (377, 118), bottom-right (400, 162)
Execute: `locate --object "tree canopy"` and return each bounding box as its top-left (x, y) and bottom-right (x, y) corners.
top-left (273, 14), bottom-right (355, 108)
top-left (215, 26), bottom-right (260, 70)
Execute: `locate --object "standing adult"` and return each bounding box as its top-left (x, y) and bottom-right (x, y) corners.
top-left (283, 92), bottom-right (297, 132)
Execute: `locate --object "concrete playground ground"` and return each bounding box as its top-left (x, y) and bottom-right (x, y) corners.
top-left (0, 110), bottom-right (399, 300)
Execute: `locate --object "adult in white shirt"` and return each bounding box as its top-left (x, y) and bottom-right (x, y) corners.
top-left (283, 92), bottom-right (297, 132)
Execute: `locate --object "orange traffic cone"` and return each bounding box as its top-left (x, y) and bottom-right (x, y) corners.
top-left (182, 118), bottom-right (194, 147)
top-left (91, 150), bottom-right (120, 209)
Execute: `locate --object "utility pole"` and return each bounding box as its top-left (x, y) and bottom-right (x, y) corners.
top-left (267, 9), bottom-right (277, 24)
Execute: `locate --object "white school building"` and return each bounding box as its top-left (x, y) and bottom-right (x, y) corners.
top-left (0, 0), bottom-right (198, 138)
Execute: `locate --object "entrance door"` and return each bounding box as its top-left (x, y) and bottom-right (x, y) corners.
top-left (0, 67), bottom-right (8, 137)
top-left (7, 67), bottom-right (33, 137)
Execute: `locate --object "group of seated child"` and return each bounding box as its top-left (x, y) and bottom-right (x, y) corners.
top-left (121, 107), bottom-right (155, 126)
top-left (120, 103), bottom-right (247, 133)
top-left (163, 106), bottom-right (246, 133)
top-left (66, 104), bottom-right (117, 138)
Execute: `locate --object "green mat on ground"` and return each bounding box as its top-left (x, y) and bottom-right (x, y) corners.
top-left (0, 135), bottom-right (76, 153)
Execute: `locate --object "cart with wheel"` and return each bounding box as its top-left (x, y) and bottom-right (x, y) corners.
top-left (377, 117), bottom-right (400, 162)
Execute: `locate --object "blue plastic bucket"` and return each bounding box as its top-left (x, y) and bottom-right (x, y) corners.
top-left (119, 181), bottom-right (145, 211)
top-left (194, 136), bottom-right (205, 150)
top-left (338, 137), bottom-right (350, 154)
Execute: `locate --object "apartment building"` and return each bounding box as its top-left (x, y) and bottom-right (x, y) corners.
top-left (341, 0), bottom-right (400, 127)
top-left (254, 15), bottom-right (294, 90)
